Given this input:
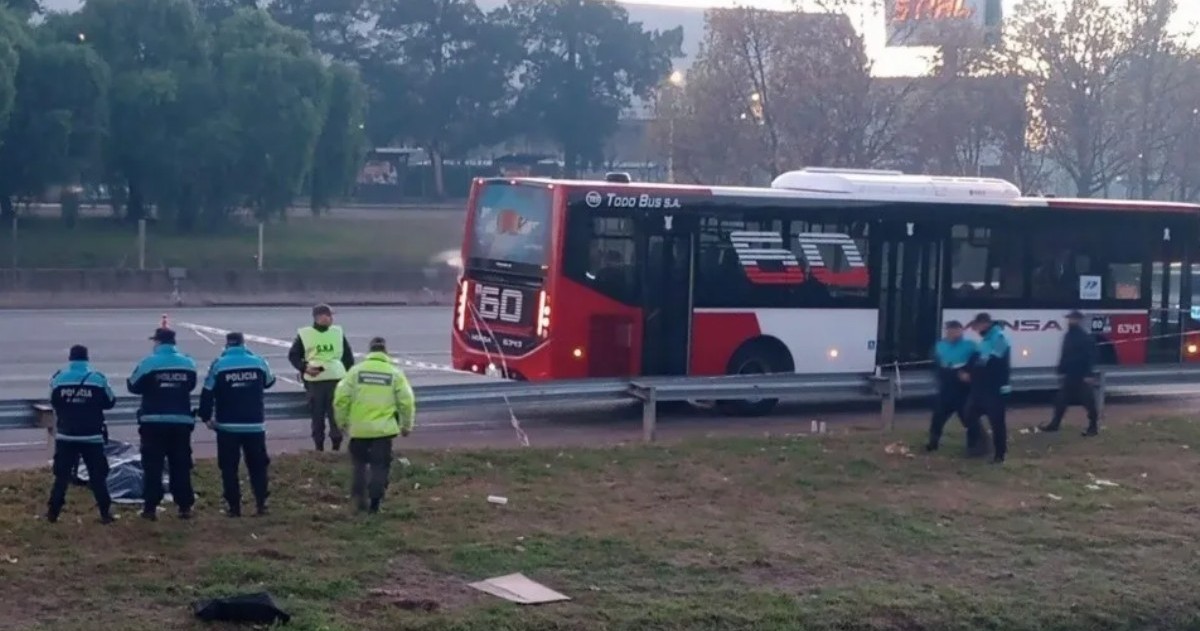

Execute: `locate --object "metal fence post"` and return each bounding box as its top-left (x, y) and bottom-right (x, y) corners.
top-left (628, 383), bottom-right (657, 443)
top-left (137, 219), bottom-right (146, 270)
top-left (257, 222), bottom-right (264, 271)
top-left (868, 375), bottom-right (896, 430)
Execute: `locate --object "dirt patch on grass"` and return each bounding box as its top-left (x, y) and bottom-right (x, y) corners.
top-left (360, 556), bottom-right (483, 613)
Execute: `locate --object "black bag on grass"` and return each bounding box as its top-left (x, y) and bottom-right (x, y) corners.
top-left (193, 592), bottom-right (291, 625)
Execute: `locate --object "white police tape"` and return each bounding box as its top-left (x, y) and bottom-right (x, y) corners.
top-left (177, 322), bottom-right (470, 376)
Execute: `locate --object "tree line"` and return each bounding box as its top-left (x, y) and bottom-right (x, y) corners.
top-left (663, 0), bottom-right (1200, 201)
top-left (0, 0), bottom-right (683, 229)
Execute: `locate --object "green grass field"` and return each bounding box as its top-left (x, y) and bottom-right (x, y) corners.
top-left (3, 419), bottom-right (1200, 630)
top-left (2, 214), bottom-right (465, 270)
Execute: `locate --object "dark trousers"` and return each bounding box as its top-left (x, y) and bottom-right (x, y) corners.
top-left (48, 441), bottom-right (111, 517)
top-left (306, 381), bottom-right (342, 449)
top-left (965, 389), bottom-right (1008, 459)
top-left (1049, 377), bottom-right (1099, 428)
top-left (140, 424), bottom-right (195, 512)
top-left (216, 431), bottom-right (270, 510)
top-left (928, 384), bottom-right (970, 448)
top-left (349, 437), bottom-right (394, 506)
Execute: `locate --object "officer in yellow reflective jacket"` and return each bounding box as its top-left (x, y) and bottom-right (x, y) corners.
top-left (287, 304), bottom-right (355, 452)
top-left (333, 337), bottom-right (415, 514)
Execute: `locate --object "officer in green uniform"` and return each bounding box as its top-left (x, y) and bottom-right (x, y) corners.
top-left (333, 337), bottom-right (415, 514)
top-left (288, 304), bottom-right (355, 451)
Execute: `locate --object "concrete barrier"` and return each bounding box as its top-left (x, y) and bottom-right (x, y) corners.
top-left (0, 268), bottom-right (457, 308)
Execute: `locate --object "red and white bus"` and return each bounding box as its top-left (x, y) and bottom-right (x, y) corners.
top-left (451, 168), bottom-right (1200, 412)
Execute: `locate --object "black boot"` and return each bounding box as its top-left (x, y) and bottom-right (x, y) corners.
top-left (226, 504), bottom-right (241, 518)
top-left (925, 441), bottom-right (939, 452)
top-left (178, 507), bottom-right (194, 520)
top-left (331, 439), bottom-right (342, 452)
top-left (46, 508), bottom-right (61, 524)
top-left (314, 439), bottom-right (325, 452)
top-left (99, 512), bottom-right (114, 525)
top-left (1038, 423), bottom-right (1060, 433)
top-left (1082, 425), bottom-right (1099, 437)
top-left (141, 509), bottom-right (157, 522)
top-left (255, 503), bottom-right (268, 517)
top-left (368, 498), bottom-right (381, 514)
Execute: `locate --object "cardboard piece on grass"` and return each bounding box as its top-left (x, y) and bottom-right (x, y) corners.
top-left (469, 573), bottom-right (570, 605)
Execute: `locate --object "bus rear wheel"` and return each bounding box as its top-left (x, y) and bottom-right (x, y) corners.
top-left (716, 344), bottom-right (789, 417)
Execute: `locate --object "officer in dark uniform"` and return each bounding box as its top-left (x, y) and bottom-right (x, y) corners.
top-left (964, 313), bottom-right (1013, 463)
top-left (128, 327), bottom-right (198, 520)
top-left (1041, 310), bottom-right (1100, 436)
top-left (925, 321), bottom-right (978, 452)
top-left (198, 332), bottom-right (276, 517)
top-left (47, 345), bottom-right (117, 524)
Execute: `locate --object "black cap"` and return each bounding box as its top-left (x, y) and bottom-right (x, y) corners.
top-left (312, 303), bottom-right (333, 318)
top-left (1065, 310), bottom-right (1084, 320)
top-left (226, 331), bottom-right (245, 346)
top-left (970, 312), bottom-right (992, 326)
top-left (149, 328), bottom-right (176, 344)
top-left (368, 336), bottom-right (387, 352)
top-left (944, 320), bottom-right (963, 330)
top-left (69, 345), bottom-right (89, 361)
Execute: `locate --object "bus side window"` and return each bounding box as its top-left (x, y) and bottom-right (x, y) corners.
top-left (950, 224), bottom-right (1024, 299)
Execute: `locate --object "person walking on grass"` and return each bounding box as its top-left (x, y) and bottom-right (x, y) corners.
top-left (333, 337), bottom-right (415, 514)
top-left (1040, 310), bottom-right (1101, 437)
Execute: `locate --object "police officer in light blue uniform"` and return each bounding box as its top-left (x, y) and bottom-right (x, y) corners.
top-left (128, 327), bottom-right (198, 520)
top-left (925, 321), bottom-right (977, 453)
top-left (964, 313), bottom-right (1012, 463)
top-left (198, 332), bottom-right (276, 517)
top-left (47, 345), bottom-right (117, 524)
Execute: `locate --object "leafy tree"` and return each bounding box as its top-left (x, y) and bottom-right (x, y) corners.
top-left (501, 0), bottom-right (682, 177)
top-left (213, 8), bottom-right (329, 220)
top-left (368, 0), bottom-right (519, 197)
top-left (0, 39), bottom-right (108, 222)
top-left (268, 0), bottom-right (370, 62)
top-left (74, 0), bottom-right (209, 221)
top-left (0, 0), bottom-right (39, 18)
top-left (0, 9), bottom-right (23, 158)
top-left (309, 61), bottom-right (366, 214)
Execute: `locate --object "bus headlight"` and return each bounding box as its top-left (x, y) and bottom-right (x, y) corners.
top-left (455, 280), bottom-right (468, 331)
top-left (536, 290), bottom-right (550, 338)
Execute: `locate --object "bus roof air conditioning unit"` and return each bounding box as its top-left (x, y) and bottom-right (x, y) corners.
top-left (605, 172), bottom-right (632, 184)
top-left (771, 168), bottom-right (1022, 202)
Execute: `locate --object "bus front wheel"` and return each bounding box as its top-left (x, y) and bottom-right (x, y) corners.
top-left (716, 341), bottom-right (792, 417)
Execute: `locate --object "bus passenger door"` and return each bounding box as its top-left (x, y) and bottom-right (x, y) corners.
top-left (638, 213), bottom-right (696, 376)
top-left (874, 220), bottom-right (947, 368)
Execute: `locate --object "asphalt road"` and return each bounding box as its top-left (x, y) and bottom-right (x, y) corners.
top-left (3, 306), bottom-right (468, 400)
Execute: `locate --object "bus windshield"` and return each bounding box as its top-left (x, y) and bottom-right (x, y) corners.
top-left (468, 183), bottom-right (552, 275)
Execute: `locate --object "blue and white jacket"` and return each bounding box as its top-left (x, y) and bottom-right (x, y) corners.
top-left (971, 325), bottom-right (1012, 395)
top-left (127, 344), bottom-right (198, 424)
top-left (198, 346), bottom-right (275, 433)
top-left (51, 361), bottom-right (117, 443)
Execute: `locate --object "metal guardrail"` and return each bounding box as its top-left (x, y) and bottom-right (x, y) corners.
top-left (4, 365), bottom-right (1200, 442)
